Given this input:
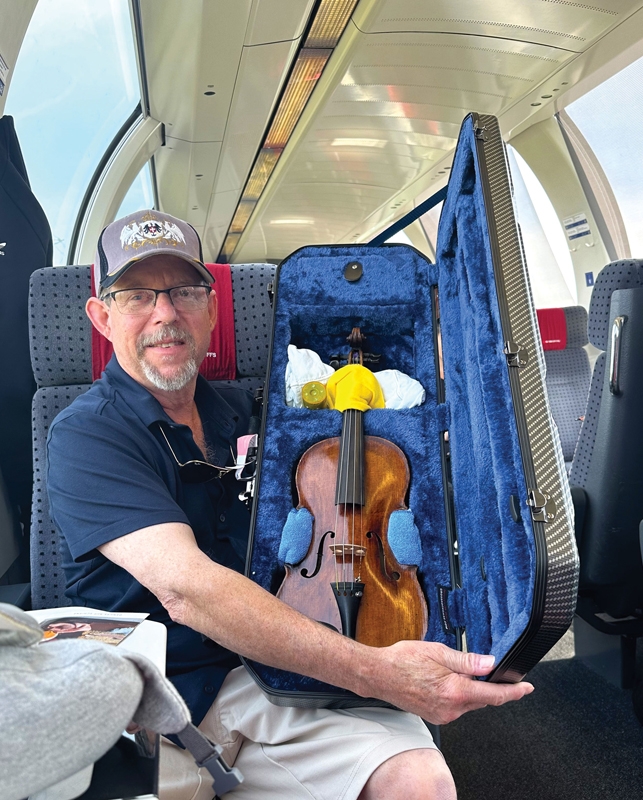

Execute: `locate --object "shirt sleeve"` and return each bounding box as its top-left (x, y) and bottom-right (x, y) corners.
top-left (47, 410), bottom-right (190, 561)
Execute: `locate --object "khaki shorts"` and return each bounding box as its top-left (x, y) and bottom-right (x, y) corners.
top-left (160, 665), bottom-right (438, 800)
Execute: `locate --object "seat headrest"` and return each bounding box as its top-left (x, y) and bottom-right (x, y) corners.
top-left (29, 263), bottom-right (276, 388)
top-left (536, 306), bottom-right (588, 351)
top-left (588, 260), bottom-right (643, 350)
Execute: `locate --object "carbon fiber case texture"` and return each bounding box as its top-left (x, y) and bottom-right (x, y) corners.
top-left (474, 113), bottom-right (579, 681)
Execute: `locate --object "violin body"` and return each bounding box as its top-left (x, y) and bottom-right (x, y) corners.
top-left (277, 434), bottom-right (429, 647)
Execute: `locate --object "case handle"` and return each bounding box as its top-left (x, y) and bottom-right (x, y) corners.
top-left (609, 315), bottom-right (627, 395)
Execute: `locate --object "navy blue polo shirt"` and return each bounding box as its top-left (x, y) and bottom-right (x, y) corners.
top-left (46, 355), bottom-right (254, 725)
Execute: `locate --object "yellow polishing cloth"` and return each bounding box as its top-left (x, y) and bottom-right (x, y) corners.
top-left (326, 364), bottom-right (385, 412)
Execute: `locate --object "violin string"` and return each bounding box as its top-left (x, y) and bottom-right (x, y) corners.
top-left (334, 410), bottom-right (346, 591)
top-left (343, 408), bottom-right (352, 588)
top-left (358, 410), bottom-right (363, 584)
top-left (352, 409), bottom-right (357, 584)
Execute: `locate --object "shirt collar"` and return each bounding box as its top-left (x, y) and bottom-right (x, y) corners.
top-left (104, 354), bottom-right (240, 440)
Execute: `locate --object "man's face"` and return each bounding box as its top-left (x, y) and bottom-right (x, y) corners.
top-left (96, 255), bottom-right (216, 393)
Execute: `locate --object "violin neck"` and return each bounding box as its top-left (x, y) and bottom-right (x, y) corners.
top-left (335, 408), bottom-right (364, 506)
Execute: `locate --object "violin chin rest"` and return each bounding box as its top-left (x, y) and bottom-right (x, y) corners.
top-left (278, 507), bottom-right (314, 565)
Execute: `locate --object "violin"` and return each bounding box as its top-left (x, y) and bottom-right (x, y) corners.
top-left (277, 329), bottom-right (428, 647)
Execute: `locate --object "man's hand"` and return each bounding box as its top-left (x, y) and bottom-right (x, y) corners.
top-left (366, 640), bottom-right (534, 725)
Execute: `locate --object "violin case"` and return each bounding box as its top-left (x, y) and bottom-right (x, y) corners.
top-left (242, 112), bottom-right (579, 706)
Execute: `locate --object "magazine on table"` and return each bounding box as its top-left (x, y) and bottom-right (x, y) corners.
top-left (27, 607), bottom-right (149, 646)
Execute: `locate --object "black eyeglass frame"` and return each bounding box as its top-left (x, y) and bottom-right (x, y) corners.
top-left (101, 284), bottom-right (213, 313)
top-left (158, 425), bottom-right (238, 484)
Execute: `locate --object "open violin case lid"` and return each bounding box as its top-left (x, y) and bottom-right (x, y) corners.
top-left (243, 112), bottom-right (579, 707)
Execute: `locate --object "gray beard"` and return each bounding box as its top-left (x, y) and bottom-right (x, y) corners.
top-left (136, 324), bottom-right (199, 391)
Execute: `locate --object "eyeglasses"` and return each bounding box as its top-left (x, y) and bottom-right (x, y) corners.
top-left (158, 425), bottom-right (238, 484)
top-left (103, 285), bottom-right (212, 315)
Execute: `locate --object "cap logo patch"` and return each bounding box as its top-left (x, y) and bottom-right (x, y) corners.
top-left (120, 213), bottom-right (186, 251)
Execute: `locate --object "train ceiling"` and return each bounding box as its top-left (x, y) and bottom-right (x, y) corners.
top-left (141, 0), bottom-right (643, 262)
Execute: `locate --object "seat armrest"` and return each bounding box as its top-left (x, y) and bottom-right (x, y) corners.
top-left (570, 485), bottom-right (588, 549)
top-left (0, 582), bottom-right (31, 609)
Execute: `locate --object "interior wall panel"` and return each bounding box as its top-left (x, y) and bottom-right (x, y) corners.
top-left (0, 0), bottom-right (38, 117)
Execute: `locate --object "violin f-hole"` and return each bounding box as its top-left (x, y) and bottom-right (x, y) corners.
top-left (300, 530), bottom-right (334, 579)
top-left (371, 531), bottom-right (398, 581)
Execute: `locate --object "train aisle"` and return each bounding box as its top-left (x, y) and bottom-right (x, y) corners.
top-left (442, 634), bottom-right (643, 800)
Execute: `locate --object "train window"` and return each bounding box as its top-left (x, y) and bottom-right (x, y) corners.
top-left (4, 0), bottom-right (139, 264)
top-left (566, 56), bottom-right (643, 256)
top-left (116, 162), bottom-right (155, 219)
top-left (507, 146), bottom-right (576, 308)
top-left (419, 202), bottom-right (443, 254)
top-left (385, 230), bottom-right (414, 246)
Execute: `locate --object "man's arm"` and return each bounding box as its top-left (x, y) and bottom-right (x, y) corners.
top-left (99, 522), bottom-right (533, 725)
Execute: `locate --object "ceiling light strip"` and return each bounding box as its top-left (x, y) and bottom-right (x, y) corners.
top-left (218, 0), bottom-right (359, 262)
top-left (306, 0), bottom-right (360, 48)
top-left (245, 149), bottom-right (283, 201)
top-left (265, 50), bottom-right (332, 148)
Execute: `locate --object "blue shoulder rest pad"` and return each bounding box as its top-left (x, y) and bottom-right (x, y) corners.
top-left (387, 509), bottom-right (422, 566)
top-left (278, 507), bottom-right (314, 565)
top-left (279, 507), bottom-right (421, 566)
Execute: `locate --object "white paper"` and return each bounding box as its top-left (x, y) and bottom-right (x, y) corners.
top-left (27, 606), bottom-right (149, 624)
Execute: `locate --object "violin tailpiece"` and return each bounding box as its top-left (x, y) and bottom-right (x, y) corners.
top-left (332, 581), bottom-right (365, 640)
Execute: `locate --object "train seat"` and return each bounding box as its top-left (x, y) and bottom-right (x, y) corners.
top-left (0, 466), bottom-right (30, 607)
top-left (536, 306), bottom-right (591, 474)
top-left (569, 259), bottom-right (643, 628)
top-left (28, 263), bottom-right (275, 610)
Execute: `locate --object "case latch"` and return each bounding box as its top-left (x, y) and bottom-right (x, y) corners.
top-left (474, 125), bottom-right (488, 141)
top-left (504, 341), bottom-right (528, 368)
top-left (267, 282), bottom-right (274, 307)
top-left (527, 489), bottom-right (557, 522)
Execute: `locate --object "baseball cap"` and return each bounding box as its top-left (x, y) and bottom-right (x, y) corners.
top-left (94, 209), bottom-right (213, 295)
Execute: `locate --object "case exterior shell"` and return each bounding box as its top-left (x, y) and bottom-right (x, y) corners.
top-left (470, 113), bottom-right (579, 681)
top-left (242, 112), bottom-right (579, 705)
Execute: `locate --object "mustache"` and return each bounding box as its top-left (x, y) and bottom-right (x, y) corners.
top-left (136, 324), bottom-right (197, 353)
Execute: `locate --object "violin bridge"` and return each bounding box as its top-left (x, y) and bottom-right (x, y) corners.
top-left (329, 543), bottom-right (367, 560)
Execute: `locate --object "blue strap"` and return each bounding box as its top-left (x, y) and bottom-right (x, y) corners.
top-left (369, 185), bottom-right (448, 246)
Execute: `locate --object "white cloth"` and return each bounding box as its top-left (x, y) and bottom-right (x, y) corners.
top-left (284, 345), bottom-right (335, 407)
top-left (285, 346), bottom-right (426, 409)
top-left (374, 369), bottom-right (426, 409)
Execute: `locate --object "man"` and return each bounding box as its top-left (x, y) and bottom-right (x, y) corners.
top-left (47, 210), bottom-right (533, 800)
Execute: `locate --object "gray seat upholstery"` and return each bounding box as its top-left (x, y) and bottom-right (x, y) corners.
top-left (538, 306), bottom-right (591, 473)
top-left (569, 259), bottom-right (643, 625)
top-left (29, 263), bottom-right (275, 610)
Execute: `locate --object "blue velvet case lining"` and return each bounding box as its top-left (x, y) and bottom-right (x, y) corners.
top-left (246, 117), bottom-right (536, 698)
